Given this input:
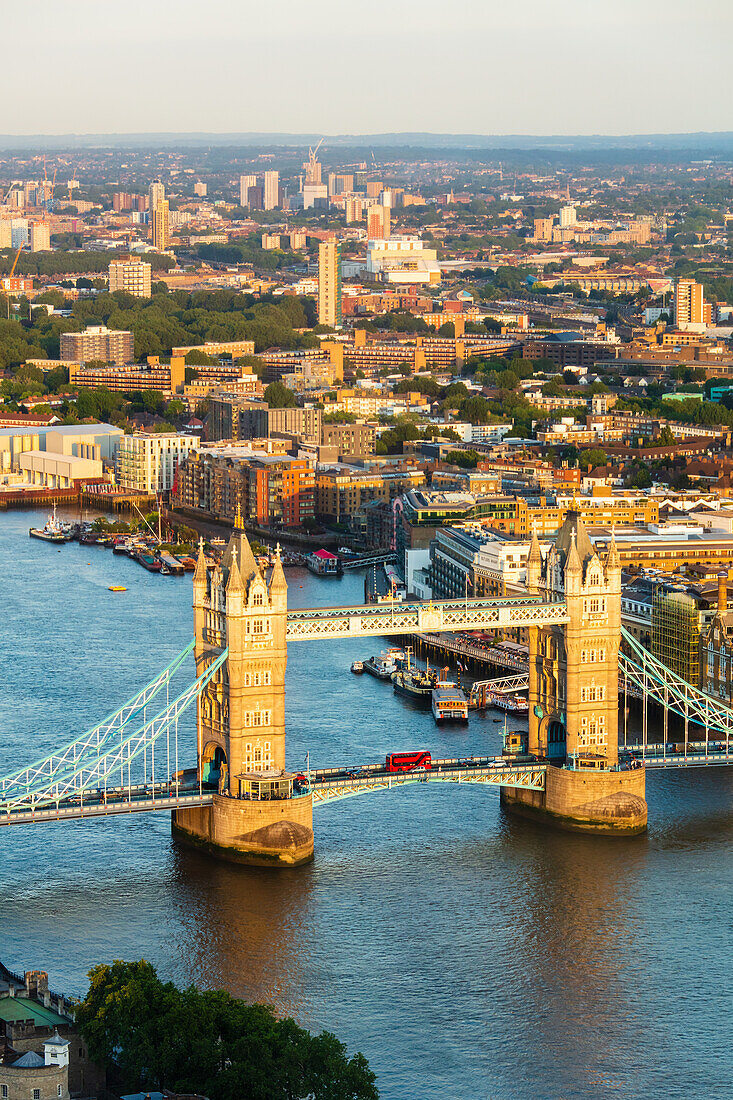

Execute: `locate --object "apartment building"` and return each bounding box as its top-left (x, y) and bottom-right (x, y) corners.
top-left (320, 421), bottom-right (376, 456)
top-left (316, 465), bottom-right (426, 524)
top-left (67, 356), bottom-right (185, 397)
top-left (171, 339), bottom-right (256, 359)
top-left (28, 220), bottom-right (51, 251)
top-left (60, 325), bottom-right (134, 365)
top-left (208, 393), bottom-right (322, 444)
top-left (174, 448), bottom-right (314, 528)
top-left (116, 432), bottom-right (200, 493)
top-left (151, 199), bottom-right (169, 250)
top-left (318, 240), bottom-right (342, 327)
top-left (108, 255), bottom-right (152, 298)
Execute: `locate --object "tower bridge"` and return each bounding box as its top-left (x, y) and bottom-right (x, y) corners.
top-left (1, 510), bottom-right (732, 865)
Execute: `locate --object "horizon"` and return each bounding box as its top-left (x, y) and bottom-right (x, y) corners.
top-left (6, 0), bottom-right (731, 137)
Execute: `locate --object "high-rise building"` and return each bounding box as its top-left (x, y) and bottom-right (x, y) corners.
top-left (239, 174), bottom-right (257, 207)
top-left (344, 196), bottom-right (364, 223)
top-left (367, 205), bottom-right (390, 239)
top-left (194, 181), bottom-right (207, 197)
top-left (559, 204), bottom-right (577, 228)
top-left (318, 240), bottom-right (342, 328)
top-left (263, 170), bottom-right (280, 211)
top-left (28, 221), bottom-right (50, 252)
top-left (149, 179), bottom-right (165, 211)
top-left (116, 432), bottom-right (200, 493)
top-left (60, 325), bottom-right (134, 365)
top-left (304, 147), bottom-right (322, 184)
top-left (0, 220), bottom-right (11, 249)
top-left (674, 278), bottom-right (705, 329)
top-left (108, 255), bottom-right (152, 298)
top-left (151, 199), bottom-right (170, 250)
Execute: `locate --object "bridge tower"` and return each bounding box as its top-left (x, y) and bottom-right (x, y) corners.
top-left (502, 509), bottom-right (647, 834)
top-left (173, 514), bottom-right (314, 866)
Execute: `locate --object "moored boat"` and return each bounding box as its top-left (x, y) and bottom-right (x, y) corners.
top-left (363, 654), bottom-right (397, 680)
top-left (431, 678), bottom-right (469, 724)
top-left (350, 660), bottom-right (364, 674)
top-left (29, 506), bottom-right (74, 543)
top-left (306, 549), bottom-right (342, 576)
top-left (391, 648), bottom-right (436, 705)
top-left (134, 551), bottom-right (162, 573)
top-left (485, 691), bottom-right (529, 714)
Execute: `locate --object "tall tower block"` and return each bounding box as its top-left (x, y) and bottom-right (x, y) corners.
top-left (502, 510), bottom-right (647, 835)
top-left (173, 516), bottom-right (314, 866)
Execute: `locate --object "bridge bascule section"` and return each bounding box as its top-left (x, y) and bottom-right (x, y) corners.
top-left (3, 509), bottom-right (733, 859)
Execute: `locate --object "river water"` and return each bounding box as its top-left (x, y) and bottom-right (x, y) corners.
top-left (1, 509), bottom-right (732, 1100)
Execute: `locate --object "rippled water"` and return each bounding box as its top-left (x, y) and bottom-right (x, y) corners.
top-left (1, 509), bottom-right (732, 1099)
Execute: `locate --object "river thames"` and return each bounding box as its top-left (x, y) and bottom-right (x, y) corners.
top-left (1, 509), bottom-right (732, 1099)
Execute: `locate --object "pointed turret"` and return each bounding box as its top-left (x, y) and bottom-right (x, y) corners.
top-left (527, 527), bottom-right (542, 593)
top-left (268, 542), bottom-right (287, 606)
top-left (193, 537), bottom-right (207, 586)
top-left (606, 527), bottom-right (621, 573)
top-left (565, 528), bottom-right (581, 576)
top-left (226, 545), bottom-right (244, 594)
top-left (222, 506), bottom-right (261, 589)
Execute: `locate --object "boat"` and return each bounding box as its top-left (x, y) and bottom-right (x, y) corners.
top-left (363, 654), bottom-right (397, 680)
top-left (350, 660), bottom-right (364, 674)
top-left (384, 646), bottom-right (407, 668)
top-left (431, 678), bottom-right (469, 724)
top-left (306, 549), bottom-right (342, 576)
top-left (29, 506), bottom-right (74, 543)
top-left (134, 551), bottom-right (162, 573)
top-left (159, 551), bottom-right (185, 575)
top-left (108, 585), bottom-right (127, 592)
top-left (391, 648), bottom-right (437, 705)
top-left (176, 555), bottom-right (197, 571)
top-left (485, 691), bottom-right (529, 715)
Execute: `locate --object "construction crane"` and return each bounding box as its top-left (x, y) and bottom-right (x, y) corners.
top-left (2, 243), bottom-right (26, 317)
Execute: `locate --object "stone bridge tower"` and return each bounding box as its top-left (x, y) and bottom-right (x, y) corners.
top-left (173, 514), bottom-right (314, 865)
top-left (502, 509), bottom-right (647, 835)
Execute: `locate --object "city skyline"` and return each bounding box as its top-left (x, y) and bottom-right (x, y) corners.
top-left (5, 0), bottom-right (732, 137)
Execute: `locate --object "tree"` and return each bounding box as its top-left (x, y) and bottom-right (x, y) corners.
top-left (578, 447), bottom-right (608, 471)
top-left (75, 960), bottom-right (378, 1100)
top-left (264, 380), bottom-right (297, 408)
top-left (447, 449), bottom-right (480, 468)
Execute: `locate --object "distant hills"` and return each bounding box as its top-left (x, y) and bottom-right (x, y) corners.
top-left (1, 130), bottom-right (733, 153)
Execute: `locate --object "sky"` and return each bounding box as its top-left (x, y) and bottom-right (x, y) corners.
top-left (4, 0), bottom-right (733, 137)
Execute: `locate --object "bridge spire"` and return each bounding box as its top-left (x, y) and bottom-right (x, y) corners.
top-left (193, 537), bottom-right (207, 585)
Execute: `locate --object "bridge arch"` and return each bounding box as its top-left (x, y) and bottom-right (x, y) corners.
top-left (202, 742), bottom-right (228, 790)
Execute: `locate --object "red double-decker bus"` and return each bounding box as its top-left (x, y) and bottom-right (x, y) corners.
top-left (385, 751), bottom-right (432, 773)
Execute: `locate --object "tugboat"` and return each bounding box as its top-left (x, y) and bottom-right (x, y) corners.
top-left (350, 660), bottom-right (365, 674)
top-left (391, 649), bottom-right (437, 706)
top-left (29, 506), bottom-right (74, 543)
top-left (431, 673), bottom-right (469, 724)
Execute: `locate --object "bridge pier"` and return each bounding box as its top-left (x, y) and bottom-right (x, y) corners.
top-left (172, 793), bottom-right (314, 867)
top-left (500, 764), bottom-right (647, 836)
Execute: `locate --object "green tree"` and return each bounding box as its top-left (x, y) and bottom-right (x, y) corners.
top-left (75, 960), bottom-right (378, 1100)
top-left (578, 447), bottom-right (608, 471)
top-left (264, 380), bottom-right (298, 408)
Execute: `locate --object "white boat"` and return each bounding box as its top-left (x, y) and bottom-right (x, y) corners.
top-left (29, 505), bottom-right (74, 543)
top-left (431, 679), bottom-right (469, 724)
top-left (350, 660), bottom-right (364, 674)
top-left (363, 654), bottom-right (397, 680)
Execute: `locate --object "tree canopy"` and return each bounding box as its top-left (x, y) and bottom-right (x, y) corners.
top-left (75, 960), bottom-right (378, 1100)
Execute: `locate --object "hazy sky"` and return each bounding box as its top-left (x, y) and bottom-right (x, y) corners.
top-left (5, 0), bottom-right (732, 136)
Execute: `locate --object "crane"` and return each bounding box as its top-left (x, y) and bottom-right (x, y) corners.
top-left (2, 243), bottom-right (26, 317)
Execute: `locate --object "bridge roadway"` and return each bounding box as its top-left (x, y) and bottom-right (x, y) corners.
top-left (286, 595), bottom-right (569, 640)
top-left (2, 748), bottom-right (732, 827)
